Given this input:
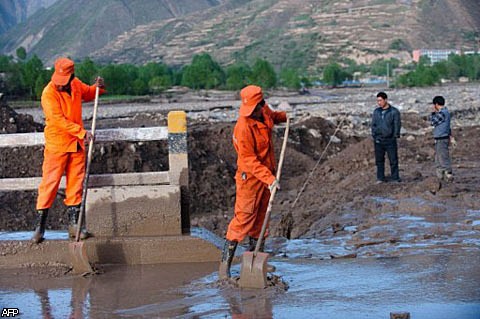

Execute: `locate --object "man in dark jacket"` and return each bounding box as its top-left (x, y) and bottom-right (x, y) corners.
top-left (430, 95), bottom-right (453, 182)
top-left (371, 92), bottom-right (402, 183)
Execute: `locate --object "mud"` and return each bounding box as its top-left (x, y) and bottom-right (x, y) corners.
top-left (0, 250), bottom-right (478, 318)
top-left (1, 85), bottom-right (480, 318)
top-left (1, 85), bottom-right (480, 244)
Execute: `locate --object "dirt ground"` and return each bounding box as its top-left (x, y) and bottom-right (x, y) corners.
top-left (1, 86), bottom-right (479, 319)
top-left (1, 88), bottom-right (479, 249)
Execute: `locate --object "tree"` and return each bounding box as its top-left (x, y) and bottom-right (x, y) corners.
top-left (16, 47), bottom-right (27, 60)
top-left (132, 78), bottom-right (148, 95)
top-left (148, 75), bottom-right (171, 94)
top-left (0, 55), bottom-right (12, 72)
top-left (397, 62), bottom-right (440, 87)
top-left (139, 62), bottom-right (170, 82)
top-left (34, 73), bottom-right (48, 100)
top-left (181, 53), bottom-right (225, 89)
top-left (279, 68), bottom-right (301, 89)
top-left (76, 58), bottom-right (98, 84)
top-left (225, 63), bottom-right (251, 90)
top-left (100, 64), bottom-right (138, 95)
top-left (323, 63), bottom-right (348, 87)
top-left (22, 55), bottom-right (44, 98)
top-left (250, 59), bottom-right (276, 89)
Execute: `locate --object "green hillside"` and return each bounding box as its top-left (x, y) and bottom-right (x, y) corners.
top-left (1, 0), bottom-right (479, 71)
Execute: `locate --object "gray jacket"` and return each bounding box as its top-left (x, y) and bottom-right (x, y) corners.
top-left (430, 107), bottom-right (451, 139)
top-left (371, 105), bottom-right (401, 141)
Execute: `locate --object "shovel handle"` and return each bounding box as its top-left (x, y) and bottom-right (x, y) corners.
top-left (254, 117), bottom-right (290, 255)
top-left (75, 84), bottom-right (100, 242)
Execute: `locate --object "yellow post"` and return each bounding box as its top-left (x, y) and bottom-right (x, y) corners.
top-left (167, 111), bottom-right (189, 232)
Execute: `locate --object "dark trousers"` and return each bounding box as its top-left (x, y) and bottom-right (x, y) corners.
top-left (374, 139), bottom-right (399, 181)
top-left (434, 138), bottom-right (452, 175)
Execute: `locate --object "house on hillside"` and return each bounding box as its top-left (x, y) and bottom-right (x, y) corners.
top-left (412, 49), bottom-right (480, 64)
top-left (412, 49), bottom-right (460, 64)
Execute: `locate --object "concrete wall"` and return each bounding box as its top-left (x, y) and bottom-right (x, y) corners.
top-left (86, 185), bottom-right (182, 237)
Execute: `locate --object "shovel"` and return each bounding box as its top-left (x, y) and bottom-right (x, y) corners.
top-left (238, 117), bottom-right (290, 289)
top-left (69, 84), bottom-right (100, 275)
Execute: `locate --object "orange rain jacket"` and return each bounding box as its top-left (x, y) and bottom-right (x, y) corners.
top-left (226, 105), bottom-right (287, 242)
top-left (36, 79), bottom-right (105, 209)
top-left (41, 78), bottom-right (104, 152)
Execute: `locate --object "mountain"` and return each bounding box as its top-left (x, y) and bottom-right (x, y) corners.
top-left (1, 0), bottom-right (479, 71)
top-left (0, 0), bottom-right (58, 35)
top-left (0, 0), bottom-right (226, 64)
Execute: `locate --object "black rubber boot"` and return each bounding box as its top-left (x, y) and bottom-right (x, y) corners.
top-left (248, 236), bottom-right (265, 252)
top-left (31, 209), bottom-right (48, 244)
top-left (218, 240), bottom-right (238, 280)
top-left (67, 205), bottom-right (91, 240)
top-left (248, 236), bottom-right (276, 273)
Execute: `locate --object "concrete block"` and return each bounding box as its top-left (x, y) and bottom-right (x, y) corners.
top-left (86, 185), bottom-right (181, 237)
top-left (0, 234), bottom-right (221, 267)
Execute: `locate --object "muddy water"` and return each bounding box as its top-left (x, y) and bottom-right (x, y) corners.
top-left (1, 193), bottom-right (480, 318)
top-left (1, 249), bottom-right (479, 318)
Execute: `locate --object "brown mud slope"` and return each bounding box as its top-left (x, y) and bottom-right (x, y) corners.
top-left (2, 99), bottom-right (479, 243)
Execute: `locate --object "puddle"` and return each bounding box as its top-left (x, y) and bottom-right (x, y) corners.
top-left (1, 246), bottom-right (478, 319)
top-left (0, 230), bottom-right (68, 241)
top-left (1, 194), bottom-right (479, 318)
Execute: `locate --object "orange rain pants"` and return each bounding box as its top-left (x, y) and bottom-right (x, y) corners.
top-left (36, 78), bottom-right (104, 210)
top-left (36, 147), bottom-right (85, 209)
top-left (226, 106), bottom-right (286, 242)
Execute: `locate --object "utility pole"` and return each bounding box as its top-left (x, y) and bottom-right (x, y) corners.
top-left (386, 62), bottom-right (390, 88)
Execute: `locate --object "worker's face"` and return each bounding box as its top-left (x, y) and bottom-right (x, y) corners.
top-left (55, 74), bottom-right (74, 92)
top-left (250, 99), bottom-right (265, 121)
top-left (377, 97), bottom-right (388, 109)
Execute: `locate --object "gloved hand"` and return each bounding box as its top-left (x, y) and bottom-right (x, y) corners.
top-left (450, 136), bottom-right (457, 148)
top-left (268, 179), bottom-right (280, 193)
top-left (85, 131), bottom-right (94, 144)
top-left (94, 76), bottom-right (105, 89)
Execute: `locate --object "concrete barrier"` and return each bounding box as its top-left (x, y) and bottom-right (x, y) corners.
top-left (86, 185), bottom-right (181, 237)
top-left (0, 235), bottom-right (220, 267)
top-left (0, 110), bottom-right (221, 267)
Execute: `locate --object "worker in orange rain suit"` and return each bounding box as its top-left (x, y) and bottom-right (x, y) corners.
top-left (32, 57), bottom-right (105, 244)
top-left (219, 85), bottom-right (287, 279)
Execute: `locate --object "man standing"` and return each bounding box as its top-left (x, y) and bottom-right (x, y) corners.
top-left (32, 57), bottom-right (105, 244)
top-left (219, 85), bottom-right (287, 279)
top-left (371, 92), bottom-right (402, 183)
top-left (430, 96), bottom-right (453, 182)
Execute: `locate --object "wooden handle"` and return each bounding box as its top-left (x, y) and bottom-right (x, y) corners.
top-left (254, 117), bottom-right (290, 255)
top-left (75, 85), bottom-right (100, 242)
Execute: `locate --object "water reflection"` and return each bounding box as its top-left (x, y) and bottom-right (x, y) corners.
top-left (31, 277), bottom-right (91, 319)
top-left (222, 288), bottom-right (273, 319)
top-left (69, 278), bottom-right (91, 319)
top-left (34, 289), bottom-right (53, 319)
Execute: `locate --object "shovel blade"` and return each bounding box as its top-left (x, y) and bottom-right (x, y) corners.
top-left (69, 241), bottom-right (94, 275)
top-left (238, 251), bottom-right (269, 289)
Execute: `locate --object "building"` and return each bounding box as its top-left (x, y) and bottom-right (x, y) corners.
top-left (412, 49), bottom-right (460, 64)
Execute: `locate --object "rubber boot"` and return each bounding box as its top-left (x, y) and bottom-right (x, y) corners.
top-left (248, 236), bottom-right (265, 252)
top-left (218, 240), bottom-right (238, 280)
top-left (444, 172), bottom-right (454, 183)
top-left (436, 168), bottom-right (445, 181)
top-left (248, 236), bottom-right (276, 273)
top-left (67, 205), bottom-right (91, 240)
top-left (31, 209), bottom-right (48, 244)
